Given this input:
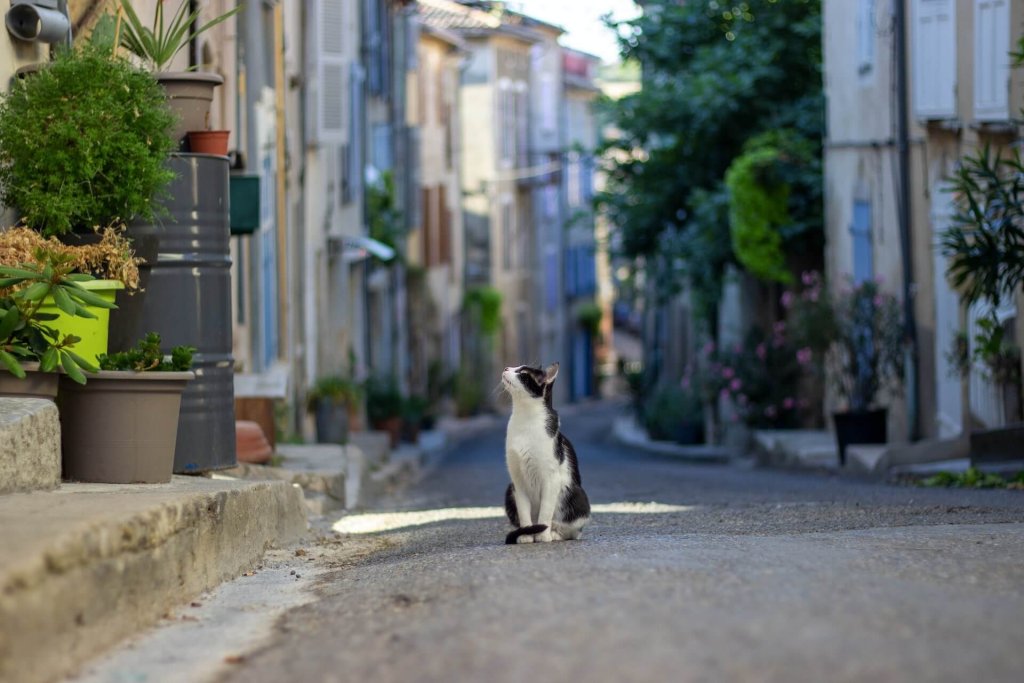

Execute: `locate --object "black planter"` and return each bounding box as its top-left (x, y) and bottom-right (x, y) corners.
top-left (674, 420), bottom-right (705, 445)
top-left (832, 408), bottom-right (887, 466)
top-left (314, 399), bottom-right (350, 444)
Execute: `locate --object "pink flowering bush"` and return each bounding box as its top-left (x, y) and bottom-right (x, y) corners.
top-left (700, 326), bottom-right (804, 429)
top-left (781, 271), bottom-right (904, 411)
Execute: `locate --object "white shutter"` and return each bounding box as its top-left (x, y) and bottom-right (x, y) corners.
top-left (912, 0), bottom-right (957, 119)
top-left (857, 0), bottom-right (876, 78)
top-left (974, 0), bottom-right (1011, 121)
top-left (307, 0), bottom-right (347, 146)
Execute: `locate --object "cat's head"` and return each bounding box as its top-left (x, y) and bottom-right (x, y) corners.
top-left (501, 363), bottom-right (559, 402)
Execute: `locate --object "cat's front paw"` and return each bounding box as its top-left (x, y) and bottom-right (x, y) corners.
top-left (534, 530), bottom-right (553, 543)
top-left (516, 535), bottom-right (534, 544)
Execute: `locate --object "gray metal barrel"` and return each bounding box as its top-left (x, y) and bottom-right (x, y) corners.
top-left (112, 153), bottom-right (237, 473)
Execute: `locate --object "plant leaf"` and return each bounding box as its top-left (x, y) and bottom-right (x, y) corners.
top-left (65, 349), bottom-right (99, 374)
top-left (61, 352), bottom-right (88, 385)
top-left (0, 350), bottom-right (25, 377)
top-left (20, 282), bottom-right (51, 302)
top-left (40, 347), bottom-right (59, 372)
top-left (52, 287), bottom-right (77, 316)
top-left (0, 306), bottom-right (19, 340)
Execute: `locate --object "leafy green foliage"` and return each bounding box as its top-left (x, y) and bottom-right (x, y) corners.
top-left (364, 375), bottom-right (403, 422)
top-left (0, 250), bottom-right (112, 383)
top-left (98, 332), bottom-right (194, 372)
top-left (118, 0), bottom-right (242, 72)
top-left (598, 0), bottom-right (823, 318)
top-left (967, 314), bottom-right (1022, 386)
top-left (306, 375), bottom-right (362, 411)
top-left (0, 46), bottom-right (176, 236)
top-left (941, 146), bottom-right (1024, 308)
top-left (367, 171), bottom-right (404, 259)
top-left (726, 147), bottom-right (790, 282)
top-left (726, 129), bottom-right (822, 283)
top-left (463, 286), bottom-right (503, 337)
top-left (576, 301), bottom-right (603, 336)
top-left (921, 468), bottom-right (1024, 489)
top-left (642, 384), bottom-right (704, 443)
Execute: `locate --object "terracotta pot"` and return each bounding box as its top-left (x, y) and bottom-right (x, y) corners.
top-left (236, 420), bottom-right (273, 464)
top-left (59, 370), bottom-right (194, 484)
top-left (187, 130), bottom-right (231, 156)
top-left (373, 416), bottom-right (402, 449)
top-left (0, 362), bottom-right (58, 401)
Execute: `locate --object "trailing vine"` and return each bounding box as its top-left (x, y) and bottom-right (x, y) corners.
top-left (725, 146), bottom-right (791, 283)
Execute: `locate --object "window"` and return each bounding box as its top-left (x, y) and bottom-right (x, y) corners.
top-left (499, 82), bottom-right (514, 164)
top-left (912, 0), bottom-right (956, 119)
top-left (540, 72), bottom-right (557, 133)
top-left (974, 0), bottom-right (1011, 121)
top-left (850, 199), bottom-right (873, 283)
top-left (311, 0), bottom-right (346, 145)
top-left (566, 153), bottom-right (581, 208)
top-left (857, 0), bottom-right (876, 79)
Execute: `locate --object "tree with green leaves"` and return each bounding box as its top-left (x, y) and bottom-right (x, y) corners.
top-left (598, 0), bottom-right (823, 328)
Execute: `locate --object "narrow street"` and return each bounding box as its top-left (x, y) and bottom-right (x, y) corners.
top-left (202, 401), bottom-right (1024, 683)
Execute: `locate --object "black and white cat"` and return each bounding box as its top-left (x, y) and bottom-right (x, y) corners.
top-left (501, 363), bottom-right (591, 544)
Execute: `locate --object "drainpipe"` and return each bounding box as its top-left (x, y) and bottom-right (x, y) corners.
top-left (894, 0), bottom-right (920, 441)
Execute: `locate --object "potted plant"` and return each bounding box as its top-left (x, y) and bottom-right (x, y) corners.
top-left (0, 250), bottom-right (109, 399)
top-left (401, 395), bottom-right (430, 444)
top-left (826, 278), bottom-right (904, 465)
top-left (306, 375), bottom-right (362, 444)
top-left (59, 332), bottom-right (194, 484)
top-left (0, 45), bottom-right (176, 238)
top-left (1, 227), bottom-right (141, 365)
top-left (117, 0), bottom-right (241, 147)
top-left (365, 375), bottom-right (404, 448)
top-left (941, 144), bottom-right (1024, 458)
top-left (642, 383), bottom-right (705, 445)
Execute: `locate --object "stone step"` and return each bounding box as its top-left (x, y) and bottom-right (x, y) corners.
top-left (0, 476), bottom-right (308, 683)
top-left (0, 397), bottom-right (60, 494)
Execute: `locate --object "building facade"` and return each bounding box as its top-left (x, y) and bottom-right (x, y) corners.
top-left (824, 0), bottom-right (1024, 440)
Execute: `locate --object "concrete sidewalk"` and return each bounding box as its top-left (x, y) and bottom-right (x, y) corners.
top-left (611, 414), bottom-right (733, 463)
top-left (0, 476), bottom-right (308, 683)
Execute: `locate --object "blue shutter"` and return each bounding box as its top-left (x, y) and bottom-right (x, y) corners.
top-left (851, 199), bottom-right (873, 283)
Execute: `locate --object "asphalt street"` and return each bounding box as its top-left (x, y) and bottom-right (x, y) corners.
top-left (215, 401), bottom-right (1024, 683)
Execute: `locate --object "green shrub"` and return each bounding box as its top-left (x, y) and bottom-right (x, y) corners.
top-left (99, 332), bottom-right (193, 372)
top-left (364, 375), bottom-right (403, 422)
top-left (0, 46), bottom-right (176, 236)
top-left (463, 287), bottom-right (503, 337)
top-left (643, 384), bottom-right (704, 443)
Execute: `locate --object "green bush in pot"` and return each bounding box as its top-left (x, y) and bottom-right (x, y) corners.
top-left (0, 45), bottom-right (176, 236)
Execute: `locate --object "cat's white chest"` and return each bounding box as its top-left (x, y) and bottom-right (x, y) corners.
top-left (506, 408), bottom-right (559, 490)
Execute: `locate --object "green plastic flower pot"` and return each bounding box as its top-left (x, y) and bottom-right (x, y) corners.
top-left (38, 280), bottom-right (123, 365)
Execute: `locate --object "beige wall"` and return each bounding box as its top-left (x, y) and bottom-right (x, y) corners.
top-left (826, 0), bottom-right (1024, 438)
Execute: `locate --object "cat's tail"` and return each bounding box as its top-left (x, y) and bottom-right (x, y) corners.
top-left (505, 524), bottom-right (548, 545)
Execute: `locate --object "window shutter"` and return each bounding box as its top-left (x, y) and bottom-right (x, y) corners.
top-left (912, 0), bottom-right (956, 119)
top-left (309, 0), bottom-right (346, 146)
top-left (851, 200), bottom-right (874, 283)
top-left (349, 63), bottom-right (365, 198)
top-left (974, 0), bottom-right (1011, 121)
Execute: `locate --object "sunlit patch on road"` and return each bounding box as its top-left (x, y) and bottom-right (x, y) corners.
top-left (332, 502), bottom-right (694, 535)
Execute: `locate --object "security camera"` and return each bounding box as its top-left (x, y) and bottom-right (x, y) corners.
top-left (6, 0), bottom-right (70, 43)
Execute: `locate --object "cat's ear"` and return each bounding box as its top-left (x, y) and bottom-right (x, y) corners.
top-left (544, 363), bottom-right (559, 384)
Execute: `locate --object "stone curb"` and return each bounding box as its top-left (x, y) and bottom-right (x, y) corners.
top-left (0, 397), bottom-right (60, 494)
top-left (612, 415), bottom-right (732, 464)
top-left (0, 476), bottom-right (308, 683)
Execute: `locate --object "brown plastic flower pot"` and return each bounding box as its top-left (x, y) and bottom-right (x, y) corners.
top-left (187, 130), bottom-right (231, 156)
top-left (58, 370), bottom-right (194, 484)
top-left (0, 362), bottom-right (58, 401)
